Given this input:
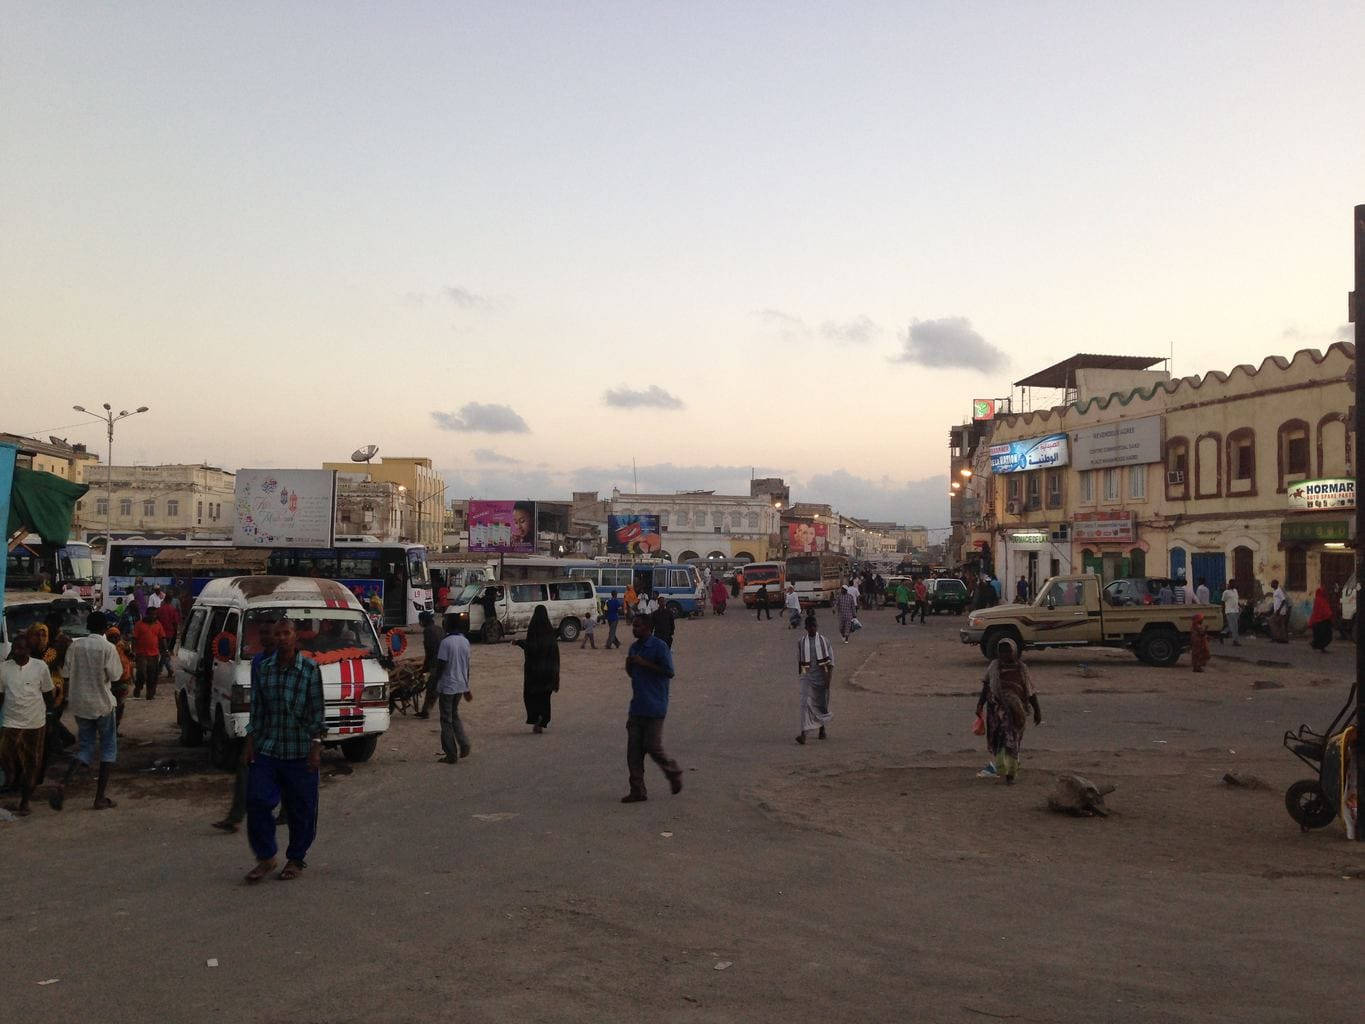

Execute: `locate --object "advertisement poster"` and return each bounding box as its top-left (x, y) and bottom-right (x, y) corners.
top-left (787, 521), bottom-right (828, 553)
top-left (1287, 478), bottom-right (1355, 512)
top-left (1073, 416), bottom-right (1163, 471)
top-left (607, 514), bottom-right (661, 555)
top-left (1073, 510), bottom-right (1137, 543)
top-left (972, 399), bottom-right (997, 421)
top-left (234, 469), bottom-right (336, 547)
top-left (469, 500), bottom-right (537, 553)
top-left (989, 433), bottom-right (1070, 474)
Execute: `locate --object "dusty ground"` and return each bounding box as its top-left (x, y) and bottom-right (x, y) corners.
top-left (2, 605), bottom-right (1359, 1023)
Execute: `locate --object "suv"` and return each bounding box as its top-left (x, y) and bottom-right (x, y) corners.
top-left (926, 578), bottom-right (970, 615)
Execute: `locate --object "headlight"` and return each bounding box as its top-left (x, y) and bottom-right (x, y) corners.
top-left (968, 615), bottom-right (982, 629)
top-left (360, 683), bottom-right (388, 702)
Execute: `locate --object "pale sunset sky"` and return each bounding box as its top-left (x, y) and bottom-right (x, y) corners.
top-left (3, 3), bottom-right (1361, 528)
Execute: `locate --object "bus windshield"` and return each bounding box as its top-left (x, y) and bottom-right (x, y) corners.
top-left (744, 564), bottom-right (782, 583)
top-left (243, 608), bottom-right (379, 659)
top-left (59, 544), bottom-right (95, 583)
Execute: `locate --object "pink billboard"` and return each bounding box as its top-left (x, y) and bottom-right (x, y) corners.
top-left (468, 500), bottom-right (537, 553)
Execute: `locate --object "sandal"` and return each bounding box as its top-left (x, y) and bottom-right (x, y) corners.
top-left (93, 797), bottom-right (117, 810)
top-left (211, 819), bottom-right (239, 833)
top-left (245, 859), bottom-right (277, 884)
top-left (278, 860), bottom-right (306, 881)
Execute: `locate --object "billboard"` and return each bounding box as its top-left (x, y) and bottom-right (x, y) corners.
top-left (972, 399), bottom-right (998, 421)
top-left (989, 433), bottom-right (1069, 474)
top-left (1287, 478), bottom-right (1355, 512)
top-left (606, 514), bottom-right (661, 555)
top-left (1073, 510), bottom-right (1136, 543)
top-left (787, 521), bottom-right (828, 553)
top-left (469, 500), bottom-right (537, 553)
top-left (234, 469), bottom-right (336, 547)
top-left (1073, 416), bottom-right (1162, 471)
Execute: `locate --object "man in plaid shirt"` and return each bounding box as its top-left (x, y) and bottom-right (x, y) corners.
top-left (243, 618), bottom-right (324, 883)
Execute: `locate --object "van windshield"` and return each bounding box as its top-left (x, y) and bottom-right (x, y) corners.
top-left (745, 565), bottom-right (782, 584)
top-left (243, 608), bottom-right (379, 659)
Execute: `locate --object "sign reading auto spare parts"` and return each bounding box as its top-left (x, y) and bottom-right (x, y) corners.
top-left (1072, 510), bottom-right (1136, 543)
top-left (989, 433), bottom-right (1069, 474)
top-left (1287, 478), bottom-right (1355, 512)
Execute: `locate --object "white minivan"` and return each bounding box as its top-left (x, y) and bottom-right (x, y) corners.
top-left (173, 576), bottom-right (393, 769)
top-left (448, 578), bottom-right (597, 643)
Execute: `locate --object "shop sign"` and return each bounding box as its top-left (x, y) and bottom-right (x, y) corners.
top-left (989, 433), bottom-right (1069, 474)
top-left (972, 399), bottom-right (997, 421)
top-left (1280, 519), bottom-right (1351, 543)
top-left (1287, 478), bottom-right (1355, 512)
top-left (1008, 531), bottom-right (1048, 546)
top-left (1072, 510), bottom-right (1136, 543)
top-left (1072, 415), bottom-right (1163, 471)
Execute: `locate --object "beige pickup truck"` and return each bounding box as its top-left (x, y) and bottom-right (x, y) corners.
top-left (959, 574), bottom-right (1224, 667)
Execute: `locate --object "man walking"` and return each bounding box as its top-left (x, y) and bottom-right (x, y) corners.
top-left (0, 634), bottom-right (55, 816)
top-left (1222, 579), bottom-right (1242, 646)
top-left (755, 582), bottom-right (772, 620)
top-left (913, 577), bottom-right (929, 623)
top-left (795, 614), bottom-right (834, 744)
top-left (244, 619), bottom-right (324, 883)
top-left (433, 614), bottom-right (473, 764)
top-left (1270, 579), bottom-right (1290, 643)
top-left (156, 590), bottom-right (182, 680)
top-left (132, 608), bottom-right (164, 699)
top-left (621, 613), bottom-right (682, 803)
top-left (415, 610), bottom-right (443, 719)
top-left (834, 584), bottom-right (858, 643)
top-left (783, 583), bottom-right (802, 628)
top-left (651, 599), bottom-right (676, 648)
top-left (604, 590), bottom-right (624, 649)
top-left (1016, 575), bottom-right (1030, 603)
top-left (50, 611), bottom-right (124, 811)
top-left (894, 580), bottom-right (912, 625)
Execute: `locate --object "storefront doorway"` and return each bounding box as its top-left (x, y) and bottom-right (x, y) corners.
top-left (1320, 551), bottom-right (1354, 595)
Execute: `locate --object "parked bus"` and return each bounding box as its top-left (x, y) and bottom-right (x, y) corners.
top-left (740, 561), bottom-right (786, 608)
top-left (562, 560), bottom-right (705, 616)
top-left (102, 538), bottom-right (431, 627)
top-left (785, 553), bottom-right (851, 607)
top-left (5, 536), bottom-right (98, 599)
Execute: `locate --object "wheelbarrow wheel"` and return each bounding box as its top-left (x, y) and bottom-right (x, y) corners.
top-left (1284, 779), bottom-right (1335, 831)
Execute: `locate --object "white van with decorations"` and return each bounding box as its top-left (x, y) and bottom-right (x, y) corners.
top-left (173, 576), bottom-right (397, 769)
top-left (448, 578), bottom-right (598, 643)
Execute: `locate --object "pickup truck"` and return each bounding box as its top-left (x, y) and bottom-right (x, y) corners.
top-left (959, 574), bottom-right (1224, 667)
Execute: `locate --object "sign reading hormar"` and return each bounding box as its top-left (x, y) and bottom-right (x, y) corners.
top-left (234, 469), bottom-right (337, 547)
top-left (1287, 478), bottom-right (1355, 512)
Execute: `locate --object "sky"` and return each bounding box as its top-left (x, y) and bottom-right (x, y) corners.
top-left (3, 2), bottom-right (1362, 534)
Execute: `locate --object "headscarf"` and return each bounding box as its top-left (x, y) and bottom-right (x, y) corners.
top-left (989, 638), bottom-right (1031, 728)
top-left (1308, 587), bottom-right (1333, 625)
top-left (26, 622), bottom-right (50, 653)
top-left (520, 605), bottom-right (559, 692)
top-left (1192, 612), bottom-right (1204, 628)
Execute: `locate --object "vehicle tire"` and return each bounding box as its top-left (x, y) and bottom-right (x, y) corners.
top-left (342, 734), bottom-right (379, 763)
top-left (209, 713), bottom-right (240, 772)
top-left (1284, 778), bottom-right (1336, 830)
top-left (482, 620), bottom-right (503, 644)
top-left (176, 691), bottom-right (202, 747)
top-left (1136, 629), bottom-right (1181, 667)
top-left (667, 601), bottom-right (684, 618)
top-left (558, 617), bottom-right (581, 642)
top-left (980, 627), bottom-right (1018, 661)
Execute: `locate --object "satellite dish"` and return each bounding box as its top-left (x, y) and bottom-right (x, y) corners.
top-left (351, 444), bottom-right (379, 464)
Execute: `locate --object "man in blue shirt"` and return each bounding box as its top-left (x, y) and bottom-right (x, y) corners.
top-left (604, 591), bottom-right (624, 649)
top-left (621, 614), bottom-right (682, 803)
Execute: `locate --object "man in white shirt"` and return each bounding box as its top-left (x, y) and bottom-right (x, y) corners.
top-left (433, 614), bottom-right (473, 764)
top-left (51, 610), bottom-right (126, 811)
top-left (1222, 581), bottom-right (1242, 646)
top-left (147, 586), bottom-right (164, 611)
top-left (783, 584), bottom-right (803, 628)
top-left (1270, 579), bottom-right (1290, 643)
top-left (1195, 578), bottom-right (1211, 605)
top-left (0, 633), bottom-right (55, 815)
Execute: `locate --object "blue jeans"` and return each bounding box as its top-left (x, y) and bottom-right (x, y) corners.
top-left (246, 753), bottom-right (319, 864)
top-left (76, 712), bottom-right (118, 765)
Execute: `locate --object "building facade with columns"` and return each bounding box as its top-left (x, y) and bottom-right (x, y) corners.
top-left (82, 463), bottom-right (236, 540)
top-left (609, 489), bottom-right (782, 562)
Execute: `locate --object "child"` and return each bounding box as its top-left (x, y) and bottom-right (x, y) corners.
top-left (580, 606), bottom-right (598, 649)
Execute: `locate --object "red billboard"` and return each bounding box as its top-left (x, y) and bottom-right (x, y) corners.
top-left (788, 521), bottom-right (828, 553)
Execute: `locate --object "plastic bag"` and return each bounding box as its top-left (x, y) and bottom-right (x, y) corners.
top-left (972, 711), bottom-right (986, 736)
top-left (850, 617), bottom-right (863, 632)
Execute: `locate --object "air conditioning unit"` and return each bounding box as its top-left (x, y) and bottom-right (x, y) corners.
top-left (1166, 470), bottom-right (1184, 485)
top-left (1005, 500), bottom-right (1021, 515)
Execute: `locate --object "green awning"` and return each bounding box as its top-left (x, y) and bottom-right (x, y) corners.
top-left (8, 466), bottom-right (89, 546)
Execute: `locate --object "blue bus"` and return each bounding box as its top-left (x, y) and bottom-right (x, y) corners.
top-left (562, 561), bottom-right (705, 616)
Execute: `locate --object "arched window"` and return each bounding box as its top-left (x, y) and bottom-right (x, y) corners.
top-left (1232, 545), bottom-right (1254, 589)
top-left (1164, 437), bottom-right (1190, 500)
top-left (1170, 547), bottom-right (1186, 581)
top-left (1318, 413), bottom-right (1349, 477)
top-left (1195, 432), bottom-right (1222, 499)
top-left (1226, 428), bottom-right (1256, 496)
top-left (1277, 419), bottom-right (1310, 492)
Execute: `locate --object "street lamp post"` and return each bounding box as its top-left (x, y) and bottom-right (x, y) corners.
top-left (73, 403), bottom-right (149, 553)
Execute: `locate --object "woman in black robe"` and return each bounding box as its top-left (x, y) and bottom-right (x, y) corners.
top-left (516, 605), bottom-right (560, 732)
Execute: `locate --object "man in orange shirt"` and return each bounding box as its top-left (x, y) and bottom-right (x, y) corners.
top-left (132, 609), bottom-right (165, 700)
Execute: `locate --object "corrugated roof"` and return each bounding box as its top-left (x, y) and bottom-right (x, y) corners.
top-left (1014, 353), bottom-right (1166, 389)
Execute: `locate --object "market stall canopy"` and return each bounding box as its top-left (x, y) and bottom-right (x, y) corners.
top-left (7, 465), bottom-right (89, 546)
top-left (151, 547), bottom-right (270, 576)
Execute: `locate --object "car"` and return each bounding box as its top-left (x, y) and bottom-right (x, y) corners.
top-left (1, 591), bottom-right (94, 660)
top-left (1103, 577), bottom-right (1176, 606)
top-left (926, 577), bottom-right (970, 614)
top-left (880, 576), bottom-right (914, 607)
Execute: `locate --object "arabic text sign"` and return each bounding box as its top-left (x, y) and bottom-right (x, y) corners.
top-left (989, 433), bottom-right (1069, 474)
top-left (233, 469), bottom-right (336, 547)
top-left (469, 500), bottom-right (537, 553)
top-left (1072, 416), bottom-right (1163, 470)
top-left (1287, 478), bottom-right (1355, 512)
top-left (1073, 510), bottom-right (1136, 543)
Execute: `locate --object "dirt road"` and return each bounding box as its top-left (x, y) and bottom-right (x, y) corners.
top-left (3, 606), bottom-right (1359, 1023)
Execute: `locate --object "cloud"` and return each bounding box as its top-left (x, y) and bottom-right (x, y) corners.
top-left (819, 315), bottom-right (881, 346)
top-left (602, 384), bottom-right (685, 410)
top-left (443, 285), bottom-right (494, 310)
top-left (473, 448), bottom-right (520, 464)
top-left (753, 308), bottom-right (812, 343)
top-left (802, 469), bottom-right (949, 527)
top-left (1333, 324), bottom-right (1354, 342)
top-left (431, 403), bottom-right (529, 433)
top-left (891, 317), bottom-right (1006, 372)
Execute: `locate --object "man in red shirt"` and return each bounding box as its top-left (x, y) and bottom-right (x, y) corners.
top-left (132, 610), bottom-right (165, 700)
top-left (156, 591), bottom-right (183, 679)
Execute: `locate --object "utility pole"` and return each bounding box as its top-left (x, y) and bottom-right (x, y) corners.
top-left (1354, 204), bottom-right (1363, 841)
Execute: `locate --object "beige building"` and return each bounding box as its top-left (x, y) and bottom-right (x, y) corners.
top-left (82, 464), bottom-right (236, 540)
top-left (982, 343), bottom-right (1355, 622)
top-left (334, 473), bottom-right (408, 542)
top-left (610, 489), bottom-right (782, 562)
top-left (322, 456), bottom-right (446, 550)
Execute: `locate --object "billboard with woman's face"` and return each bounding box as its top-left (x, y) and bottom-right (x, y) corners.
top-left (788, 521), bottom-right (827, 553)
top-left (469, 500), bottom-right (537, 553)
top-left (607, 514), bottom-right (661, 554)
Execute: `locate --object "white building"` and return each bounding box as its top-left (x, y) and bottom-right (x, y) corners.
top-left (609, 489), bottom-right (782, 562)
top-left (82, 463), bottom-right (236, 541)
